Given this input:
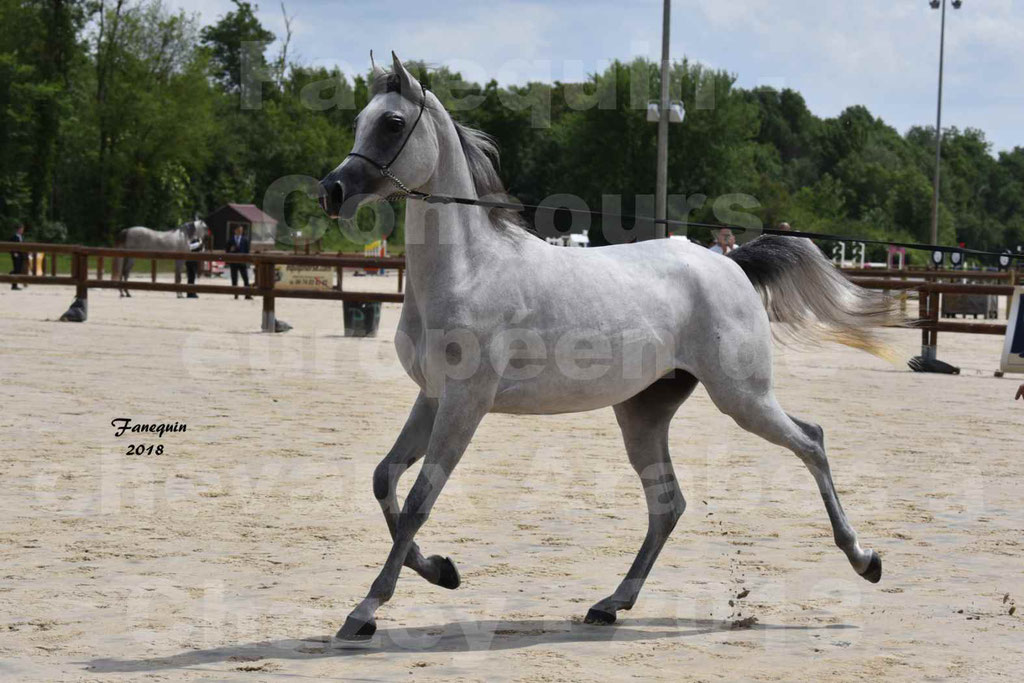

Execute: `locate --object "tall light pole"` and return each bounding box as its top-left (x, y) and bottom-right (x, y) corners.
top-left (654, 0), bottom-right (671, 239)
top-left (929, 0), bottom-right (963, 247)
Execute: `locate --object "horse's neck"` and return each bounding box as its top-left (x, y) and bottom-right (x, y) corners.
top-left (403, 124), bottom-right (500, 294)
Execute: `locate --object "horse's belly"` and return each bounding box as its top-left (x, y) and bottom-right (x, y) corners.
top-left (490, 371), bottom-right (662, 415)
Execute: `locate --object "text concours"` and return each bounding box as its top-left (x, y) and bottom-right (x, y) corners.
top-left (110, 418), bottom-right (187, 456)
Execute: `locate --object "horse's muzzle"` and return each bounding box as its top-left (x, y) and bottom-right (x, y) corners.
top-left (318, 179), bottom-right (344, 219)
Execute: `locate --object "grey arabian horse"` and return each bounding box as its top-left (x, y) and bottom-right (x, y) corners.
top-left (319, 54), bottom-right (900, 641)
top-left (113, 219), bottom-right (208, 298)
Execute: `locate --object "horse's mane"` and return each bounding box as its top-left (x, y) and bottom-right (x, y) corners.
top-left (450, 121), bottom-right (528, 232)
top-left (369, 71), bottom-right (528, 234)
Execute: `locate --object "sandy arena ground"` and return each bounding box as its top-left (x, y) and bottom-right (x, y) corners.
top-left (1, 273), bottom-right (1022, 681)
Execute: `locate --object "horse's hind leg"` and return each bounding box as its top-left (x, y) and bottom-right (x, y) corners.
top-left (704, 376), bottom-right (880, 582)
top-left (372, 391), bottom-right (461, 589)
top-left (585, 371), bottom-right (699, 625)
top-left (121, 258), bottom-right (134, 297)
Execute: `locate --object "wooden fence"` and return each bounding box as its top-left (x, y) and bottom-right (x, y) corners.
top-left (842, 269), bottom-right (1017, 358)
top-left (1, 241), bottom-right (1018, 351)
top-left (0, 241), bottom-right (405, 331)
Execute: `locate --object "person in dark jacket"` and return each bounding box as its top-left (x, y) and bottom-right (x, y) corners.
top-left (9, 223), bottom-right (25, 290)
top-left (225, 224), bottom-right (252, 299)
top-left (185, 232), bottom-right (203, 299)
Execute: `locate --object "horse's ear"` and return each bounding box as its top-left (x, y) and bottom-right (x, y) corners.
top-left (391, 51), bottom-right (420, 98)
top-left (370, 50), bottom-right (385, 80)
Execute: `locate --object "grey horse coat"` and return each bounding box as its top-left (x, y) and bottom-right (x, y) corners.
top-left (319, 53), bottom-right (899, 641)
top-left (113, 221), bottom-right (207, 298)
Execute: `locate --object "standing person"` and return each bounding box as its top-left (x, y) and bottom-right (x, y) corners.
top-left (185, 232), bottom-right (203, 300)
top-left (225, 224), bottom-right (252, 300)
top-left (709, 228), bottom-right (735, 255)
top-left (9, 223), bottom-right (25, 290)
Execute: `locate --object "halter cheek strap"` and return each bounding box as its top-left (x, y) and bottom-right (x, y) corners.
top-left (346, 82), bottom-right (430, 199)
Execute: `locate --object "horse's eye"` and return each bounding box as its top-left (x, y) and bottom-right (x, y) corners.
top-left (384, 114), bottom-right (405, 132)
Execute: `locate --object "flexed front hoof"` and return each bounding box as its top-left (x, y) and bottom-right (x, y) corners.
top-left (858, 550), bottom-right (882, 584)
top-left (432, 555), bottom-right (461, 590)
top-left (584, 608), bottom-right (617, 625)
top-left (336, 615), bottom-right (377, 641)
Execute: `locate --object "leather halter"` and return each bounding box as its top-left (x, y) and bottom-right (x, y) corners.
top-left (346, 82), bottom-right (430, 199)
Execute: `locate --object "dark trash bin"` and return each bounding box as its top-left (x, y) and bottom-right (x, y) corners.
top-left (343, 301), bottom-right (381, 337)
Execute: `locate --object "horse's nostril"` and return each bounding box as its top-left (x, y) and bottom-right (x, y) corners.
top-left (331, 181), bottom-right (344, 208)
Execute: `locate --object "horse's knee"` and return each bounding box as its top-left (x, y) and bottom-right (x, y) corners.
top-left (646, 484), bottom-right (685, 534)
top-left (654, 500), bottom-right (684, 535)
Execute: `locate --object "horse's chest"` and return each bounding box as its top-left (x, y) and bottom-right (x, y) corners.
top-left (396, 306), bottom-right (485, 392)
top-left (395, 310), bottom-right (432, 389)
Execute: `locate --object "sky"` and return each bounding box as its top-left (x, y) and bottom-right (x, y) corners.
top-left (171, 0), bottom-right (1024, 153)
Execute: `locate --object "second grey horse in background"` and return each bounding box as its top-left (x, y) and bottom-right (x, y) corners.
top-left (113, 220), bottom-right (208, 298)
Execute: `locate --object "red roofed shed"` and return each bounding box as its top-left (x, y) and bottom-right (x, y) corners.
top-left (205, 203), bottom-right (278, 252)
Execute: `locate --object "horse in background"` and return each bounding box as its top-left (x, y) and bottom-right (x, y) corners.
top-left (113, 219), bottom-right (208, 298)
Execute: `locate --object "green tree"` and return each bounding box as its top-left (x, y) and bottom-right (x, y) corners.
top-left (199, 0), bottom-right (274, 92)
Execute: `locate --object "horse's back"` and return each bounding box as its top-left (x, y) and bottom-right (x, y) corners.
top-left (120, 226), bottom-right (184, 251)
top-left (521, 236), bottom-right (755, 319)
top-left (471, 237), bottom-right (768, 414)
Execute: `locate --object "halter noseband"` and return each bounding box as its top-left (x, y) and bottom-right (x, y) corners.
top-left (346, 82), bottom-right (430, 199)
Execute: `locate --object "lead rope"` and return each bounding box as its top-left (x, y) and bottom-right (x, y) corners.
top-left (407, 194), bottom-right (1024, 263)
top-left (340, 85), bottom-right (1021, 263)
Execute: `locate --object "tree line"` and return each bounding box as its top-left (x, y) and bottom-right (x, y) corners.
top-left (2, 0), bottom-right (1022, 264)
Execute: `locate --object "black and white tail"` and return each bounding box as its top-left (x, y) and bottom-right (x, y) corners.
top-left (729, 235), bottom-right (904, 359)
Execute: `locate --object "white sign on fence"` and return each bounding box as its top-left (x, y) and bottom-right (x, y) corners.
top-left (275, 264), bottom-right (334, 290)
top-left (999, 286), bottom-right (1024, 374)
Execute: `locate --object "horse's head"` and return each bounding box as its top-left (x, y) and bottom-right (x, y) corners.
top-left (184, 218), bottom-right (209, 247)
top-left (319, 53), bottom-right (440, 220)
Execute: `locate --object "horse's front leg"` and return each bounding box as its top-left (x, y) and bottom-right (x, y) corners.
top-left (373, 392), bottom-right (460, 589)
top-left (337, 381), bottom-right (493, 641)
top-left (174, 260), bottom-right (183, 298)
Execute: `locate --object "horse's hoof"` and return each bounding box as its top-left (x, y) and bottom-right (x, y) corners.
top-left (584, 608), bottom-right (616, 625)
top-left (433, 556), bottom-right (461, 590)
top-left (335, 615), bottom-right (376, 641)
top-left (859, 550), bottom-right (882, 584)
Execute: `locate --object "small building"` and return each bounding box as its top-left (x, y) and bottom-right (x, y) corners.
top-left (205, 204), bottom-right (278, 252)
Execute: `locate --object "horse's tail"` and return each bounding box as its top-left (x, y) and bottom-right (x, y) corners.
top-left (728, 235), bottom-right (905, 361)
